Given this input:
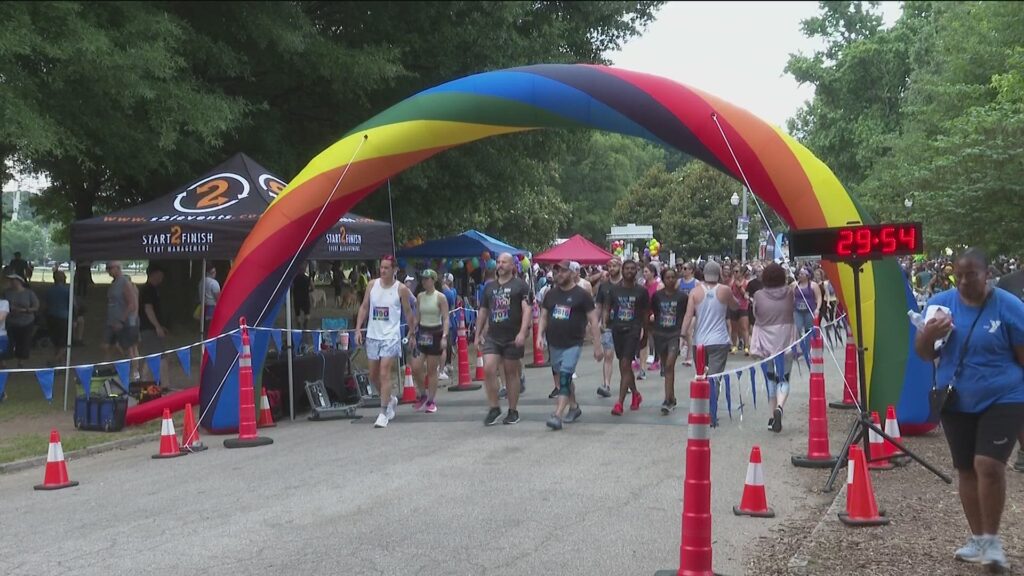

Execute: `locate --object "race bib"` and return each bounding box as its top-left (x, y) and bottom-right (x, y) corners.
top-left (372, 306), bottom-right (390, 321)
top-left (552, 304), bottom-right (571, 320)
top-left (616, 296), bottom-right (635, 321)
top-left (658, 301), bottom-right (677, 328)
top-left (491, 293), bottom-right (511, 323)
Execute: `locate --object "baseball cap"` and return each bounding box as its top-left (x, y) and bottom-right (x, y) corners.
top-left (703, 261), bottom-right (722, 282)
top-left (444, 273), bottom-right (454, 283)
top-left (553, 259), bottom-right (571, 271)
top-left (569, 261), bottom-right (581, 273)
top-left (404, 275), bottom-right (416, 282)
top-left (420, 269), bottom-right (438, 280)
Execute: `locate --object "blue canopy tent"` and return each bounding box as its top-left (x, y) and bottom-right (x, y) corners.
top-left (396, 229), bottom-right (526, 259)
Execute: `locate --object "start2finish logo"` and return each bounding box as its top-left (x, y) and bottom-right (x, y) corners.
top-left (174, 172), bottom-right (251, 213)
top-left (141, 225), bottom-right (215, 255)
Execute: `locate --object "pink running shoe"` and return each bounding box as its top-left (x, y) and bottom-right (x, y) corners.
top-left (425, 401), bottom-right (437, 414)
top-left (414, 396), bottom-right (429, 412)
top-left (611, 402), bottom-right (624, 416)
top-left (631, 359), bottom-right (640, 372)
top-left (650, 360), bottom-right (661, 371)
top-left (630, 390), bottom-right (643, 411)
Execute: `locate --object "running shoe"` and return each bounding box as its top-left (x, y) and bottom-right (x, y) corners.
top-left (374, 413), bottom-right (389, 428)
top-left (981, 536), bottom-right (1009, 572)
top-left (646, 354), bottom-right (655, 366)
top-left (546, 415), bottom-right (563, 430)
top-left (499, 385), bottom-right (508, 399)
top-left (630, 390), bottom-right (643, 411)
top-left (661, 399), bottom-right (676, 415)
top-left (386, 395), bottom-right (398, 421)
top-left (682, 360), bottom-right (693, 367)
top-left (425, 401), bottom-right (437, 414)
top-left (744, 347), bottom-right (750, 356)
top-left (611, 402), bottom-right (624, 416)
top-left (767, 418), bottom-right (775, 430)
top-left (414, 395), bottom-right (429, 412)
top-left (438, 368), bottom-right (450, 381)
top-left (631, 359), bottom-right (640, 372)
top-left (484, 407), bottom-right (502, 426)
top-left (954, 536), bottom-right (984, 563)
top-left (564, 406), bottom-right (582, 423)
top-left (597, 385), bottom-right (611, 398)
top-left (503, 410), bottom-right (520, 425)
top-left (1013, 451), bottom-right (1024, 473)
top-left (772, 406), bottom-right (783, 433)
top-left (730, 346), bottom-right (738, 354)
top-left (548, 388), bottom-right (559, 399)
top-left (637, 368), bottom-right (647, 381)
top-left (650, 360), bottom-right (661, 372)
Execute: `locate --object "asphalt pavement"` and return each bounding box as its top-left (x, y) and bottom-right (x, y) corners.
top-left (0, 338), bottom-right (853, 576)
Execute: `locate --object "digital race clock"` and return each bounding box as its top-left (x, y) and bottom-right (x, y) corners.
top-left (788, 222), bottom-right (922, 261)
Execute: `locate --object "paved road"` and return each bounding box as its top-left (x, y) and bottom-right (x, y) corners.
top-left (0, 339), bottom-right (853, 575)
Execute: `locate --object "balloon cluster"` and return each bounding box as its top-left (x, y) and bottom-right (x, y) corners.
top-left (414, 251), bottom-right (532, 275)
top-left (647, 238), bottom-right (661, 259)
top-left (610, 240), bottom-right (625, 257)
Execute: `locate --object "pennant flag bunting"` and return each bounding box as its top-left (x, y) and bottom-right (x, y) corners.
top-left (724, 373), bottom-right (732, 419)
top-left (270, 329), bottom-right (283, 352)
top-left (709, 376), bottom-right (719, 428)
top-left (176, 348), bottom-right (191, 377)
top-left (312, 331), bottom-right (322, 352)
top-left (749, 366), bottom-right (757, 409)
top-left (36, 369), bottom-right (55, 401)
top-left (761, 362), bottom-right (771, 397)
top-left (291, 330), bottom-right (303, 355)
top-left (115, 360), bottom-right (131, 391)
top-left (206, 340), bottom-right (217, 363)
top-left (75, 365), bottom-right (95, 396)
top-left (146, 355), bottom-right (162, 384)
top-left (0, 372), bottom-right (8, 400)
top-left (250, 330), bottom-right (271, 375)
top-left (231, 332), bottom-right (243, 355)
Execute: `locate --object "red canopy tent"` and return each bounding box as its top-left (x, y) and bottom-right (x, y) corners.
top-left (534, 234), bottom-right (614, 265)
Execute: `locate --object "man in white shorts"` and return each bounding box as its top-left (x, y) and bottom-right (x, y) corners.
top-left (356, 256), bottom-right (416, 428)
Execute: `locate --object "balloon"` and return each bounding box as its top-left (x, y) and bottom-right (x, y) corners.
top-left (482, 251), bottom-right (491, 261)
top-left (472, 257), bottom-right (480, 267)
top-left (521, 256), bottom-right (530, 269)
top-left (487, 259), bottom-right (497, 270)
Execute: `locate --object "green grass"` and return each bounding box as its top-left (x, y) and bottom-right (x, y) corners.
top-left (0, 422), bottom-right (161, 465)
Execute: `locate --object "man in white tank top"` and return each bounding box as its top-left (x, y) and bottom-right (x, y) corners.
top-left (356, 256), bottom-right (416, 428)
top-left (681, 261), bottom-right (740, 396)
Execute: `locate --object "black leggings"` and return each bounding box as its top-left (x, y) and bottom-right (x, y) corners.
top-left (7, 324), bottom-right (34, 360)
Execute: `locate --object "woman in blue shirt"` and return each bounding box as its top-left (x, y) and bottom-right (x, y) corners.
top-left (915, 248), bottom-right (1024, 571)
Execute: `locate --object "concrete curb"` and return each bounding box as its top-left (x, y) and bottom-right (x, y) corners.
top-left (0, 432), bottom-right (160, 475)
top-left (786, 482), bottom-right (847, 574)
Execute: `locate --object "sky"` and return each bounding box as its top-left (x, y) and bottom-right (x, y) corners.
top-left (608, 1), bottom-right (902, 130)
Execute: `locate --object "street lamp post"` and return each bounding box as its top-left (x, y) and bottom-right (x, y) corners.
top-left (730, 188), bottom-right (749, 262)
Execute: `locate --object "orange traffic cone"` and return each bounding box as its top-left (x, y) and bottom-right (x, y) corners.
top-left (257, 387), bottom-right (276, 428)
top-left (884, 405), bottom-right (908, 464)
top-left (400, 365), bottom-right (418, 404)
top-left (473, 348), bottom-right (485, 382)
top-left (733, 446), bottom-right (775, 518)
top-left (867, 411), bottom-right (894, 470)
top-left (152, 408), bottom-right (186, 459)
top-left (224, 317), bottom-right (273, 449)
top-left (34, 429), bottom-right (79, 491)
top-left (180, 403), bottom-right (207, 453)
top-left (838, 444), bottom-right (889, 526)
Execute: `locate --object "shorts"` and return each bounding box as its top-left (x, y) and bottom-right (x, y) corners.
top-left (693, 344), bottom-right (729, 376)
top-left (366, 337), bottom-right (401, 361)
top-left (104, 324), bottom-right (139, 349)
top-left (941, 403), bottom-right (1024, 470)
top-left (549, 345), bottom-right (582, 375)
top-left (140, 329), bottom-right (164, 355)
top-left (416, 326), bottom-right (444, 356)
top-left (729, 308), bottom-right (748, 321)
top-left (295, 300), bottom-right (311, 316)
top-left (482, 336), bottom-right (525, 360)
top-left (47, 315), bottom-right (69, 348)
top-left (653, 332), bottom-right (681, 359)
top-left (601, 329), bottom-right (614, 352)
top-left (612, 326), bottom-right (642, 361)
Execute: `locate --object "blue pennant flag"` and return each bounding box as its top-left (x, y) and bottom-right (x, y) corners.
top-left (0, 372), bottom-right (8, 400)
top-left (231, 332), bottom-right (243, 355)
top-left (798, 340), bottom-right (811, 370)
top-left (761, 361), bottom-right (771, 397)
top-left (75, 365), bottom-right (95, 396)
top-left (312, 331), bottom-right (322, 352)
top-left (749, 366), bottom-right (757, 409)
top-left (250, 330), bottom-right (271, 375)
top-left (291, 330), bottom-right (303, 355)
top-left (146, 355), bottom-right (162, 384)
top-left (724, 373), bottom-right (732, 419)
top-left (709, 376), bottom-right (719, 428)
top-left (36, 369), bottom-right (55, 401)
top-left (115, 360), bottom-right (131, 390)
top-left (206, 340), bottom-right (217, 363)
top-left (270, 329), bottom-right (283, 352)
top-left (176, 348), bottom-right (191, 377)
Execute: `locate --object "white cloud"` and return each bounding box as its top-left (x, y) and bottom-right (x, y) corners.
top-left (608, 1), bottom-right (901, 130)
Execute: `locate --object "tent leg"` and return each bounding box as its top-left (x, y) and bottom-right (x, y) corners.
top-left (286, 288), bottom-right (295, 421)
top-left (63, 262), bottom-right (75, 411)
top-left (200, 258), bottom-right (206, 353)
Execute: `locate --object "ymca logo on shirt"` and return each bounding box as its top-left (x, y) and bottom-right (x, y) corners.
top-left (616, 296), bottom-right (636, 321)
top-left (552, 304), bottom-right (571, 320)
top-left (988, 320), bottom-right (1002, 334)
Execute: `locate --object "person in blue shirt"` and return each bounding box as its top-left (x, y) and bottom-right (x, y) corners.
top-left (915, 248), bottom-right (1024, 571)
top-left (45, 269), bottom-right (72, 366)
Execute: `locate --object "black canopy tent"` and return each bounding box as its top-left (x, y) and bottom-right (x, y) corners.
top-left (63, 153), bottom-right (394, 414)
top-left (70, 153), bottom-right (393, 262)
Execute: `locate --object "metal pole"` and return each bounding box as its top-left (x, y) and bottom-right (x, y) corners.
top-left (741, 186), bottom-right (749, 263)
top-left (200, 259), bottom-right (207, 345)
top-left (62, 262), bottom-right (75, 411)
top-left (286, 287), bottom-right (295, 421)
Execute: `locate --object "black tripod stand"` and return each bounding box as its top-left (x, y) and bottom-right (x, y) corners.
top-left (823, 258), bottom-right (952, 492)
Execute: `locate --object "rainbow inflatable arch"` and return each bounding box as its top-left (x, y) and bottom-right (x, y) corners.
top-left (200, 64), bottom-right (931, 433)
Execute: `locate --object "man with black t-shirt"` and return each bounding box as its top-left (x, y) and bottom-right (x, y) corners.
top-left (595, 257), bottom-right (623, 397)
top-left (604, 260), bottom-right (649, 416)
top-left (475, 253), bottom-right (532, 426)
top-left (997, 269), bottom-right (1024, 472)
top-left (540, 260), bottom-right (602, 430)
top-left (139, 264), bottom-right (168, 383)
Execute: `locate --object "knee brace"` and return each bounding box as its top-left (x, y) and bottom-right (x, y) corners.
top-left (559, 372), bottom-right (573, 397)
